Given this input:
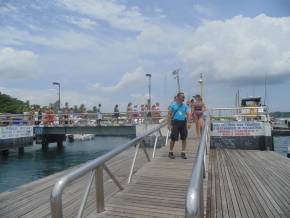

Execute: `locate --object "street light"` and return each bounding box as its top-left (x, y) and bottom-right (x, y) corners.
top-left (52, 82), bottom-right (60, 111)
top-left (145, 74), bottom-right (152, 110)
top-left (198, 73), bottom-right (204, 99)
top-left (172, 69), bottom-right (181, 93)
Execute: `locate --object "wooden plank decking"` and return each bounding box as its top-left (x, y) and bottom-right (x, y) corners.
top-left (0, 147), bottom-right (151, 217)
top-left (92, 132), bottom-right (199, 218)
top-left (206, 148), bottom-right (290, 218)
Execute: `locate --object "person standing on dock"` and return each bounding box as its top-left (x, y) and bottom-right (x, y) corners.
top-left (127, 102), bottom-right (133, 124)
top-left (192, 94), bottom-right (206, 138)
top-left (96, 104), bottom-right (102, 126)
top-left (113, 104), bottom-right (120, 124)
top-left (167, 92), bottom-right (191, 159)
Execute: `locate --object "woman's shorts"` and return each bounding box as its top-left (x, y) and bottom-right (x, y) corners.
top-left (170, 120), bottom-right (188, 141)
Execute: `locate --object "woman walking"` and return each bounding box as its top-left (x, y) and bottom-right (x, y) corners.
top-left (192, 95), bottom-right (206, 138)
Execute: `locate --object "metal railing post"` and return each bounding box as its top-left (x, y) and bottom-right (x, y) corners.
top-left (203, 152), bottom-right (206, 179)
top-left (141, 142), bottom-right (151, 162)
top-left (165, 129), bottom-right (170, 146)
top-left (128, 143), bottom-right (140, 184)
top-left (95, 165), bottom-right (104, 213)
top-left (51, 193), bottom-right (63, 218)
top-left (77, 170), bottom-right (95, 218)
top-left (152, 134), bottom-right (159, 158)
top-left (103, 164), bottom-right (123, 191)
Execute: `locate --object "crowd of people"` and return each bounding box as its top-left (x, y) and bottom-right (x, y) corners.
top-left (14, 101), bottom-right (163, 127)
top-left (126, 102), bottom-right (161, 124)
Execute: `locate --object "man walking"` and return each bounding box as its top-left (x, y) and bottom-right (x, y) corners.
top-left (167, 92), bottom-right (191, 159)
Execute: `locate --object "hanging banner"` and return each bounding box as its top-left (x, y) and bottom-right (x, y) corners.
top-left (0, 126), bottom-right (33, 139)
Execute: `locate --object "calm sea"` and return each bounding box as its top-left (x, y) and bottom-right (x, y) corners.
top-left (0, 136), bottom-right (130, 193)
top-left (273, 136), bottom-right (290, 156)
top-left (0, 136), bottom-right (289, 193)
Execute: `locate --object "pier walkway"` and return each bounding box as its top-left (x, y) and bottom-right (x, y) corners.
top-left (207, 148), bottom-right (290, 218)
top-left (92, 131), bottom-right (199, 218)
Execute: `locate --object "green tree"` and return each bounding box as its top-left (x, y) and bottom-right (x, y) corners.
top-left (0, 92), bottom-right (30, 113)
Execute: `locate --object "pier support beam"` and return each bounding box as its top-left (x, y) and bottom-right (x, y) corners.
top-left (57, 140), bottom-right (63, 149)
top-left (42, 142), bottom-right (48, 150)
top-left (1, 150), bottom-right (9, 156)
top-left (18, 147), bottom-right (24, 154)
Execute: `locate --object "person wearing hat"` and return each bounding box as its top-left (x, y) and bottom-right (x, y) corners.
top-left (167, 92), bottom-right (191, 159)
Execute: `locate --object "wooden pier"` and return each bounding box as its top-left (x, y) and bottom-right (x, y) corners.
top-left (207, 148), bottom-right (290, 218)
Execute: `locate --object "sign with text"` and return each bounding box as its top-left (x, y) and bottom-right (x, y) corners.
top-left (0, 126), bottom-right (33, 139)
top-left (211, 122), bottom-right (265, 137)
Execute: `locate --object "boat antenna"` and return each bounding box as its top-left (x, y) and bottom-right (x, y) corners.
top-left (264, 72), bottom-right (267, 106)
top-left (236, 89), bottom-right (240, 107)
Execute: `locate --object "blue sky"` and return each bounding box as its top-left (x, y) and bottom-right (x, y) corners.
top-left (0, 0), bottom-right (290, 111)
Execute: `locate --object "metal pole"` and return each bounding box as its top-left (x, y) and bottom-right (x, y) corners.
top-left (172, 69), bottom-right (181, 93)
top-left (95, 165), bottom-right (104, 213)
top-left (146, 74), bottom-right (152, 112)
top-left (198, 73), bottom-right (203, 99)
top-left (77, 170), bottom-right (95, 218)
top-left (176, 71), bottom-right (180, 93)
top-left (152, 134), bottom-right (158, 158)
top-left (58, 83), bottom-right (61, 112)
top-left (128, 143), bottom-right (140, 184)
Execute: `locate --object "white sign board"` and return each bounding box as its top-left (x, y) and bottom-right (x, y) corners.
top-left (211, 122), bottom-right (265, 137)
top-left (0, 126), bottom-right (33, 139)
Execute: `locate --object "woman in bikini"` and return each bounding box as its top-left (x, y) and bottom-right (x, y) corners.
top-left (192, 94), bottom-right (206, 138)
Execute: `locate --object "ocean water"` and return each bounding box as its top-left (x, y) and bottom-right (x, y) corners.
top-left (273, 136), bottom-right (290, 157)
top-left (0, 136), bottom-right (130, 193)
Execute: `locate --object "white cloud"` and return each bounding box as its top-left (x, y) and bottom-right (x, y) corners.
top-left (0, 47), bottom-right (40, 79)
top-left (0, 87), bottom-right (102, 108)
top-left (64, 16), bottom-right (98, 29)
top-left (91, 67), bottom-right (145, 92)
top-left (0, 27), bottom-right (96, 50)
top-left (0, 4), bottom-right (18, 15)
top-left (57, 0), bottom-right (148, 32)
top-left (180, 14), bottom-right (290, 85)
top-left (130, 93), bottom-right (154, 105)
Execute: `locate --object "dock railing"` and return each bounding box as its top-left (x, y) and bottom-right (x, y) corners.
top-left (185, 114), bottom-right (210, 218)
top-left (0, 110), bottom-right (168, 126)
top-left (50, 120), bottom-right (168, 218)
top-left (210, 106), bottom-right (269, 121)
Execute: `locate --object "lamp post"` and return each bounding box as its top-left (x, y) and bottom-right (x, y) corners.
top-left (198, 73), bottom-right (204, 99)
top-left (52, 82), bottom-right (60, 112)
top-left (172, 69), bottom-right (181, 93)
top-left (145, 74), bottom-right (152, 110)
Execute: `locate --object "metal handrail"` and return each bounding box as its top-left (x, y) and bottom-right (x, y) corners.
top-left (0, 111), bottom-right (168, 126)
top-left (185, 114), bottom-right (210, 218)
top-left (50, 120), bottom-right (167, 218)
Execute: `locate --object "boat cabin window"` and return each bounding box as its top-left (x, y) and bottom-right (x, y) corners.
top-left (241, 98), bottom-right (261, 107)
